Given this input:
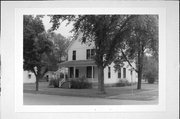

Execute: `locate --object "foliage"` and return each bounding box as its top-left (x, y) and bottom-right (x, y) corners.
top-left (123, 15), bottom-right (158, 60)
top-left (145, 71), bottom-right (156, 84)
top-left (114, 15), bottom-right (158, 89)
top-left (23, 15), bottom-right (44, 72)
top-left (23, 15), bottom-right (54, 91)
top-left (47, 31), bottom-right (70, 63)
top-left (49, 15), bottom-right (138, 92)
top-left (70, 77), bottom-right (92, 89)
top-left (24, 15), bottom-right (71, 91)
top-left (143, 56), bottom-right (158, 83)
top-left (49, 15), bottom-right (158, 91)
top-left (49, 78), bottom-right (60, 88)
top-left (116, 79), bottom-right (131, 87)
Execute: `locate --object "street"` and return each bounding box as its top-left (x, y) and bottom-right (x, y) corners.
top-left (24, 93), bottom-right (158, 105)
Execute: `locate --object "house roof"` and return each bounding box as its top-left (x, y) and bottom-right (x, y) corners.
top-left (58, 60), bottom-right (96, 67)
top-left (66, 32), bottom-right (83, 52)
top-left (66, 39), bottom-right (76, 52)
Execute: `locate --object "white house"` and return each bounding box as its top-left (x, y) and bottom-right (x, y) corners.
top-left (23, 71), bottom-right (36, 83)
top-left (59, 34), bottom-right (137, 86)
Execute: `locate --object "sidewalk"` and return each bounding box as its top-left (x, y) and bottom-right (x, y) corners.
top-left (24, 82), bottom-right (158, 102)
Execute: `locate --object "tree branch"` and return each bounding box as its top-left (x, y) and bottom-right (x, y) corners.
top-left (120, 48), bottom-right (138, 73)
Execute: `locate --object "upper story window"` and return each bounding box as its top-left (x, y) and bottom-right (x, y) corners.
top-left (91, 49), bottom-right (95, 57)
top-left (87, 49), bottom-right (91, 59)
top-left (72, 50), bottom-right (76, 60)
top-left (86, 49), bottom-right (95, 59)
top-left (123, 68), bottom-right (126, 78)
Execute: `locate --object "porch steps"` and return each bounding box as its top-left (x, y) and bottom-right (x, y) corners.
top-left (59, 79), bottom-right (71, 89)
top-left (59, 78), bottom-right (65, 87)
top-left (61, 81), bottom-right (71, 88)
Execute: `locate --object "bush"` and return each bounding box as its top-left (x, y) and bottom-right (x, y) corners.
top-left (148, 78), bottom-right (155, 84)
top-left (70, 76), bottom-right (92, 89)
top-left (116, 79), bottom-right (130, 87)
top-left (145, 72), bottom-right (156, 84)
top-left (49, 78), bottom-right (60, 88)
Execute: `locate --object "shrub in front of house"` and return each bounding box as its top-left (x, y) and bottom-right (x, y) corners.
top-left (116, 79), bottom-right (131, 87)
top-left (70, 76), bottom-right (92, 89)
top-left (49, 78), bottom-right (60, 88)
top-left (61, 81), bottom-right (71, 88)
top-left (145, 72), bottom-right (156, 84)
top-left (48, 79), bottom-right (54, 87)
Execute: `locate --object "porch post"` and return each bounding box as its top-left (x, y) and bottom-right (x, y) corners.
top-left (74, 66), bottom-right (76, 78)
top-left (63, 70), bottom-right (66, 80)
top-left (92, 66), bottom-right (94, 81)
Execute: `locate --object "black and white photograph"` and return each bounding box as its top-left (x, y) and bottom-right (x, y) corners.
top-left (23, 14), bottom-right (159, 105)
top-left (1, 1), bottom-right (179, 119)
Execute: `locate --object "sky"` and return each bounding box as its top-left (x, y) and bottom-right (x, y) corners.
top-left (42, 15), bottom-right (74, 38)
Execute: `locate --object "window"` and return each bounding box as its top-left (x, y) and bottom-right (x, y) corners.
top-left (28, 74), bottom-right (31, 79)
top-left (87, 66), bottom-right (92, 78)
top-left (130, 70), bottom-right (133, 76)
top-left (108, 67), bottom-right (111, 78)
top-left (46, 75), bottom-right (49, 81)
top-left (118, 68), bottom-right (121, 78)
top-left (75, 69), bottom-right (79, 78)
top-left (72, 50), bottom-right (76, 60)
top-left (86, 66), bottom-right (95, 78)
top-left (123, 68), bottom-right (126, 78)
top-left (91, 49), bottom-right (95, 58)
top-left (86, 49), bottom-right (95, 59)
top-left (86, 49), bottom-right (91, 59)
top-left (70, 67), bottom-right (74, 78)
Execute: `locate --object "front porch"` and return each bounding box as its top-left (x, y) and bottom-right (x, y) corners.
top-left (59, 60), bottom-right (98, 83)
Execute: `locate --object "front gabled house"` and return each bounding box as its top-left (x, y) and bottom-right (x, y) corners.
top-left (59, 34), bottom-right (137, 86)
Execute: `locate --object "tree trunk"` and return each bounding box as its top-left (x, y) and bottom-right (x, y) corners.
top-left (137, 67), bottom-right (142, 89)
top-left (98, 66), bottom-right (105, 94)
top-left (35, 75), bottom-right (39, 91)
top-left (137, 42), bottom-right (144, 90)
top-left (137, 40), bottom-right (141, 89)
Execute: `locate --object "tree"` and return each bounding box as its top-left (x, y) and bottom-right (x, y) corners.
top-left (143, 55), bottom-right (158, 83)
top-left (23, 15), bottom-right (53, 91)
top-left (114, 15), bottom-right (158, 89)
top-left (47, 31), bottom-right (70, 63)
top-left (49, 15), bottom-right (137, 93)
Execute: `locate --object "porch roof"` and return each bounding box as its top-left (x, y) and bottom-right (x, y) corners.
top-left (59, 60), bottom-right (96, 67)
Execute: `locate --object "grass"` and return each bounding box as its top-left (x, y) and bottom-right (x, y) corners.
top-left (24, 81), bottom-right (158, 101)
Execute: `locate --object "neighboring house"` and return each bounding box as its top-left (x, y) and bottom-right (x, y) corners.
top-left (54, 67), bottom-right (68, 78)
top-left (59, 34), bottom-right (137, 86)
top-left (44, 65), bottom-right (60, 81)
top-left (23, 71), bottom-right (36, 83)
top-left (44, 71), bottom-right (54, 82)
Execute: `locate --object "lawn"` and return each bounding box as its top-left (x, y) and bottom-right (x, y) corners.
top-left (24, 81), bottom-right (158, 102)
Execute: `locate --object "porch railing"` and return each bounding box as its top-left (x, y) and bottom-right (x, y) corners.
top-left (59, 78), bottom-right (66, 87)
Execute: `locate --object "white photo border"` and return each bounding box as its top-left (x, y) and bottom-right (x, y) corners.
top-left (15, 7), bottom-right (166, 112)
